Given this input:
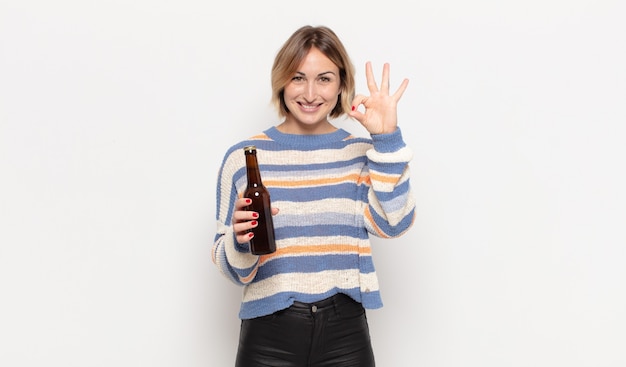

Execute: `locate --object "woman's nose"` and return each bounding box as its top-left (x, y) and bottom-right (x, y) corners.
top-left (304, 81), bottom-right (317, 100)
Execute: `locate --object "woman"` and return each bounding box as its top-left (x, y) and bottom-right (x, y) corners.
top-left (212, 25), bottom-right (415, 367)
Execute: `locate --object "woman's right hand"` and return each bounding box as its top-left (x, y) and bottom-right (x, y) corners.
top-left (232, 198), bottom-right (279, 245)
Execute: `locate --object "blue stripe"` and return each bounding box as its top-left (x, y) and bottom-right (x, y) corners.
top-left (233, 164), bottom-right (367, 192)
top-left (369, 207), bottom-right (415, 237)
top-left (271, 182), bottom-right (360, 202)
top-left (215, 248), bottom-right (244, 285)
top-left (232, 159), bottom-right (368, 182)
top-left (361, 290), bottom-right (383, 309)
top-left (262, 156), bottom-right (367, 172)
top-left (274, 212), bottom-right (357, 227)
top-left (371, 127), bottom-right (406, 153)
top-left (256, 254), bottom-right (361, 281)
top-left (276, 225), bottom-right (368, 240)
top-left (372, 179), bottom-right (411, 202)
top-left (377, 192), bottom-right (413, 213)
top-left (369, 160), bottom-right (408, 175)
top-left (359, 255), bottom-right (376, 274)
top-left (238, 287), bottom-right (366, 319)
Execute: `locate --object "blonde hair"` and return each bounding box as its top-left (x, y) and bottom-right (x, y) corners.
top-left (271, 26), bottom-right (355, 119)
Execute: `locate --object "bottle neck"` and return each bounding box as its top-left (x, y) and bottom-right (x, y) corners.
top-left (245, 152), bottom-right (263, 186)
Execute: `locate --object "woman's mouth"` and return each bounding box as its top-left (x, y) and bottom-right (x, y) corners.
top-left (299, 102), bottom-right (321, 111)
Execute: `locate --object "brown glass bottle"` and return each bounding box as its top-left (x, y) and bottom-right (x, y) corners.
top-left (243, 145), bottom-right (276, 255)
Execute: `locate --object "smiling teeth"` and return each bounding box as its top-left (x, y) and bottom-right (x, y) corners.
top-left (302, 104), bottom-right (317, 109)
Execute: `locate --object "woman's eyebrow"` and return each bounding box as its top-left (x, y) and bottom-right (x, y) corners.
top-left (294, 71), bottom-right (337, 76)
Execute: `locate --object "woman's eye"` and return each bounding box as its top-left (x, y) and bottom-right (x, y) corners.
top-left (292, 76), bottom-right (304, 82)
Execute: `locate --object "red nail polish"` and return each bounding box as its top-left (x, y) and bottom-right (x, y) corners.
top-left (251, 220), bottom-right (257, 226)
top-left (245, 198), bottom-right (252, 204)
top-left (252, 212), bottom-right (259, 218)
top-left (248, 232), bottom-right (254, 238)
top-left (351, 106), bottom-right (355, 111)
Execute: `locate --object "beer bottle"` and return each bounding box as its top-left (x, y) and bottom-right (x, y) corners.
top-left (243, 145), bottom-right (276, 255)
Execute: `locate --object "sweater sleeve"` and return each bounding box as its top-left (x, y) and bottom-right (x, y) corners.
top-left (363, 127), bottom-right (416, 238)
top-left (211, 151), bottom-right (260, 285)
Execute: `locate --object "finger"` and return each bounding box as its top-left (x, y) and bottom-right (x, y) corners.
top-left (348, 108), bottom-right (365, 124)
top-left (351, 94), bottom-right (367, 109)
top-left (381, 63), bottom-right (390, 94)
top-left (234, 217), bottom-right (259, 244)
top-left (234, 216), bottom-right (258, 231)
top-left (232, 198), bottom-right (257, 224)
top-left (236, 231), bottom-right (255, 245)
top-left (365, 61), bottom-right (378, 93)
top-left (233, 219), bottom-right (257, 234)
top-left (232, 209), bottom-right (258, 224)
top-left (392, 78), bottom-right (410, 101)
top-left (349, 94), bottom-right (366, 122)
top-left (234, 197), bottom-right (251, 212)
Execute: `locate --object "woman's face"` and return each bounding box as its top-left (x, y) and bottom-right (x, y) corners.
top-left (281, 47), bottom-right (341, 134)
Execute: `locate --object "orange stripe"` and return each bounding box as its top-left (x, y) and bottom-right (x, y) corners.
top-left (364, 207), bottom-right (389, 238)
top-left (240, 266), bottom-right (258, 283)
top-left (259, 244), bottom-right (371, 265)
top-left (265, 174), bottom-right (370, 188)
top-left (369, 172), bottom-right (401, 184)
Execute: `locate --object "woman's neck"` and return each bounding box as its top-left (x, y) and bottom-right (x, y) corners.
top-left (276, 119), bottom-right (337, 135)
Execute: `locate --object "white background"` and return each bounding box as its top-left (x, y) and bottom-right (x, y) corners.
top-left (1, 0), bottom-right (625, 366)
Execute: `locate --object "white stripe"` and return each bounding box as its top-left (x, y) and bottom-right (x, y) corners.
top-left (274, 198), bottom-right (362, 216)
top-left (257, 143), bottom-right (371, 165)
top-left (359, 271), bottom-right (381, 293)
top-left (242, 269), bottom-right (379, 302)
top-left (276, 235), bottom-right (370, 248)
top-left (366, 146), bottom-right (413, 163)
top-left (266, 162), bottom-right (364, 179)
top-left (218, 223), bottom-right (259, 271)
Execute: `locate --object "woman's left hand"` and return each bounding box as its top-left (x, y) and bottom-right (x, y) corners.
top-left (348, 62), bottom-right (409, 135)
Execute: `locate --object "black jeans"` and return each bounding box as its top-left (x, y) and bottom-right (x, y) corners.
top-left (235, 293), bottom-right (376, 367)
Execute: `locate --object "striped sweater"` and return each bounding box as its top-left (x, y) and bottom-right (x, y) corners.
top-left (212, 126), bottom-right (416, 319)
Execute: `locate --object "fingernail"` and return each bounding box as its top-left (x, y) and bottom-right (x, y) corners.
top-left (245, 199), bottom-right (252, 204)
top-left (351, 106), bottom-right (355, 111)
top-left (252, 212), bottom-right (259, 218)
top-left (251, 221), bottom-right (257, 226)
top-left (248, 232), bottom-right (254, 238)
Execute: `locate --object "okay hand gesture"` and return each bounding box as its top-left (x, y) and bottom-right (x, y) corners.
top-left (349, 62), bottom-right (409, 135)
